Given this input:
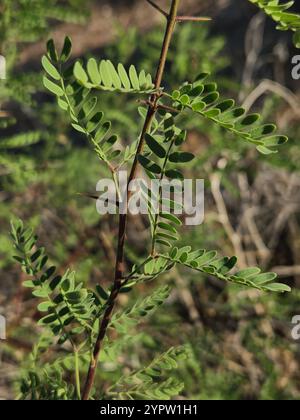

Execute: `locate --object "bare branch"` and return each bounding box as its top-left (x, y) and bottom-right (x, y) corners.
top-left (271, 265), bottom-right (300, 277)
top-left (146, 0), bottom-right (168, 18)
top-left (176, 16), bottom-right (212, 22)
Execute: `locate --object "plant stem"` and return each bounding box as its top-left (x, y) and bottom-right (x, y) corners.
top-left (81, 0), bottom-right (180, 401)
top-left (74, 350), bottom-right (81, 400)
top-left (176, 16), bottom-right (211, 22)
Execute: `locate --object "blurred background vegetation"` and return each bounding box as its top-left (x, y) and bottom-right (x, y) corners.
top-left (0, 0), bottom-right (300, 400)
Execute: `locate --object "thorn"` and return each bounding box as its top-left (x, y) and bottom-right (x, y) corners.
top-left (176, 16), bottom-right (212, 23)
top-left (77, 193), bottom-right (120, 207)
top-left (157, 103), bottom-right (180, 114)
top-left (146, 0), bottom-right (168, 18)
top-left (77, 192), bottom-right (98, 200)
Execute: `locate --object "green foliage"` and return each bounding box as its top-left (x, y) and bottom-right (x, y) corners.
top-left (42, 39), bottom-right (126, 172)
top-left (108, 346), bottom-right (189, 400)
top-left (100, 286), bottom-right (172, 363)
top-left (249, 0), bottom-right (300, 47)
top-left (163, 246), bottom-right (291, 293)
top-left (11, 219), bottom-right (96, 342)
top-left (167, 74), bottom-right (288, 155)
top-left (20, 365), bottom-right (75, 400)
top-left (111, 286), bottom-right (171, 333)
top-left (7, 0), bottom-right (297, 401)
top-left (11, 219), bottom-right (186, 399)
top-left (36, 17), bottom-right (292, 398)
top-left (0, 0), bottom-right (88, 58)
top-left (0, 0), bottom-right (90, 187)
top-left (73, 60), bottom-right (155, 93)
top-left (0, 131), bottom-right (43, 149)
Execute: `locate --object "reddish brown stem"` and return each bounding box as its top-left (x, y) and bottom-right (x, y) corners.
top-left (81, 0), bottom-right (181, 401)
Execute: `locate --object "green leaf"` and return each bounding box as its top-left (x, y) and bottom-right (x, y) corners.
top-left (169, 152), bottom-right (194, 163)
top-left (118, 63), bottom-right (131, 90)
top-left (32, 289), bottom-right (49, 298)
top-left (138, 155), bottom-right (161, 174)
top-left (57, 98), bottom-right (69, 111)
top-left (49, 275), bottom-right (62, 291)
top-left (264, 283), bottom-right (291, 292)
top-left (203, 83), bottom-right (217, 94)
top-left (129, 65), bottom-right (140, 90)
top-left (139, 69), bottom-right (147, 88)
top-left (156, 232), bottom-right (178, 242)
top-left (203, 109), bottom-right (221, 118)
top-left (156, 239), bottom-right (172, 248)
top-left (236, 267), bottom-right (261, 278)
top-left (60, 36), bottom-right (72, 62)
top-left (165, 169), bottom-right (183, 180)
top-left (30, 248), bottom-right (44, 263)
top-left (87, 58), bottom-right (101, 85)
top-left (196, 251), bottom-right (217, 266)
top-left (145, 134), bottom-right (166, 158)
top-left (262, 135), bottom-right (288, 147)
top-left (180, 94), bottom-right (190, 105)
top-left (189, 85), bottom-right (204, 97)
top-left (46, 39), bottom-right (58, 62)
top-left (157, 222), bottom-right (177, 234)
top-left (239, 114), bottom-right (260, 127)
top-left (106, 60), bottom-right (122, 89)
top-left (161, 198), bottom-right (183, 211)
top-left (59, 306), bottom-right (70, 317)
top-left (253, 272), bottom-right (277, 285)
top-left (95, 285), bottom-right (109, 301)
top-left (41, 266), bottom-right (56, 282)
top-left (87, 112), bottom-right (104, 133)
top-left (95, 121), bottom-right (111, 142)
top-left (202, 92), bottom-right (219, 105)
top-left (172, 90), bottom-right (181, 100)
top-left (100, 60), bottom-right (113, 88)
top-left (42, 56), bottom-right (61, 80)
top-left (43, 76), bottom-right (64, 97)
top-left (81, 96), bottom-right (98, 120)
top-left (102, 134), bottom-right (118, 152)
top-left (74, 62), bottom-right (89, 85)
top-left (23, 280), bottom-right (37, 288)
top-left (66, 290), bottom-right (87, 302)
top-left (215, 99), bottom-right (235, 112)
top-left (144, 259), bottom-right (156, 275)
top-left (256, 145), bottom-right (277, 155)
top-left (72, 123), bottom-right (86, 134)
top-left (192, 101), bottom-right (206, 112)
top-left (37, 301), bottom-right (53, 312)
top-left (175, 131), bottom-right (187, 146)
top-left (219, 256), bottom-right (237, 274)
top-left (251, 124), bottom-right (276, 138)
top-left (179, 252), bottom-right (188, 263)
top-left (160, 213), bottom-right (182, 226)
top-left (61, 278), bottom-right (71, 292)
top-left (220, 107), bottom-right (245, 122)
top-left (39, 314), bottom-right (57, 325)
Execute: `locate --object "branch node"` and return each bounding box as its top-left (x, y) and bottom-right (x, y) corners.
top-left (146, 0), bottom-right (168, 18)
